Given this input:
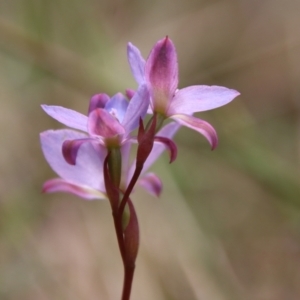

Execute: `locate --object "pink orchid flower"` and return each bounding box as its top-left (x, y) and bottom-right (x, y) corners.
top-left (40, 122), bottom-right (180, 200)
top-left (127, 37), bottom-right (240, 149)
top-left (41, 84), bottom-right (149, 164)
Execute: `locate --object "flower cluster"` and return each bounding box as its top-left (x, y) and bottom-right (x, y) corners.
top-left (40, 36), bottom-right (239, 299)
top-left (41, 36), bottom-right (239, 201)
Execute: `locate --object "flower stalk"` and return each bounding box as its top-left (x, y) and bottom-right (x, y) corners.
top-left (104, 148), bottom-right (140, 300)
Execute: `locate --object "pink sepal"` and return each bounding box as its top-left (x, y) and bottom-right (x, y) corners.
top-left (171, 114), bottom-right (218, 150)
top-left (154, 136), bottom-right (177, 163)
top-left (127, 42), bottom-right (146, 85)
top-left (169, 85), bottom-right (240, 115)
top-left (145, 36), bottom-right (178, 112)
top-left (41, 105), bottom-right (88, 132)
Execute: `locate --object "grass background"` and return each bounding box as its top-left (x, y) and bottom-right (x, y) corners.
top-left (1, 0), bottom-right (300, 299)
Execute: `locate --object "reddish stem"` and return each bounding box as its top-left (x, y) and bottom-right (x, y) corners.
top-left (112, 209), bottom-right (136, 300)
top-left (121, 262), bottom-right (135, 300)
top-left (119, 163), bottom-right (143, 216)
top-left (112, 210), bottom-right (126, 263)
top-left (104, 115), bottom-right (156, 300)
top-left (119, 115), bottom-right (157, 216)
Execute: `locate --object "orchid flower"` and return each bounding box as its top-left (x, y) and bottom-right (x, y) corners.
top-left (41, 84), bottom-right (149, 165)
top-left (40, 36), bottom-right (240, 299)
top-left (127, 37), bottom-right (240, 149)
top-left (40, 122), bottom-right (179, 200)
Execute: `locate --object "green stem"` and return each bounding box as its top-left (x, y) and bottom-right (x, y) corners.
top-left (112, 209), bottom-right (136, 300)
top-left (112, 210), bottom-right (126, 263)
top-left (108, 147), bottom-right (122, 188)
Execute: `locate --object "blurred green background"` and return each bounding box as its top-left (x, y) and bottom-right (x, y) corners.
top-left (1, 0), bottom-right (300, 299)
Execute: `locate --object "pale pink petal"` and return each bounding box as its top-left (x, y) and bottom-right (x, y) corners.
top-left (171, 114), bottom-right (218, 149)
top-left (125, 90), bottom-right (152, 115)
top-left (127, 42), bottom-right (146, 85)
top-left (41, 105), bottom-right (88, 132)
top-left (40, 129), bottom-right (106, 191)
top-left (145, 37), bottom-right (178, 113)
top-left (169, 85), bottom-right (240, 115)
top-left (122, 84), bottom-right (150, 133)
top-left (88, 108), bottom-right (125, 138)
top-left (43, 178), bottom-right (106, 200)
top-left (138, 173), bottom-right (162, 197)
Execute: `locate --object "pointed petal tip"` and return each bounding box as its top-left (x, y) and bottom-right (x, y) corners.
top-left (40, 105), bottom-right (88, 132)
top-left (127, 42), bottom-right (134, 49)
top-left (211, 139), bottom-right (218, 151)
top-left (210, 128), bottom-right (219, 150)
top-left (41, 104), bottom-right (51, 114)
top-left (154, 136), bottom-right (177, 163)
top-left (127, 42), bottom-right (146, 85)
top-left (229, 88), bottom-right (241, 99)
top-left (145, 36), bottom-right (178, 110)
top-left (160, 35), bottom-right (171, 44)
